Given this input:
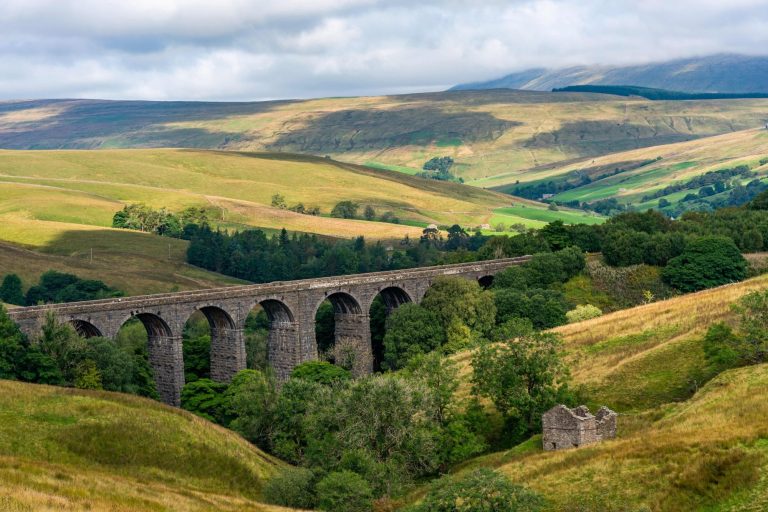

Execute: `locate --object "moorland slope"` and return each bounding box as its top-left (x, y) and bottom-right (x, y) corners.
top-left (3, 90), bottom-right (767, 189)
top-left (0, 380), bottom-right (285, 512)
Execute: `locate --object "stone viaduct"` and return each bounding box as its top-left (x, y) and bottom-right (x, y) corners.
top-left (8, 257), bottom-right (530, 406)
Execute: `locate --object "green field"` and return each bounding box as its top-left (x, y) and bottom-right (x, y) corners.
top-left (490, 205), bottom-right (604, 228)
top-left (363, 160), bottom-right (421, 175)
top-left (0, 380), bottom-right (284, 512)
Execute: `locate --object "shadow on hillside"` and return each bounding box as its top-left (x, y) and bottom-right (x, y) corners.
top-left (0, 98), bottom-right (302, 150)
top-left (523, 119), bottom-right (700, 155)
top-left (267, 106), bottom-right (520, 153)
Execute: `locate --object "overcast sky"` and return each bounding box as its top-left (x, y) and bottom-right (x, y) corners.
top-left (1, 0), bottom-right (767, 101)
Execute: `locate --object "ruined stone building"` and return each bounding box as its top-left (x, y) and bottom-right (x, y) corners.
top-left (542, 405), bottom-right (617, 451)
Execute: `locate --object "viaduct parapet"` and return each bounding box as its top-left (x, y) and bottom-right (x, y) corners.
top-left (9, 257), bottom-right (530, 406)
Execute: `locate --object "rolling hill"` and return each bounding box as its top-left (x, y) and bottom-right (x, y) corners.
top-left (451, 53), bottom-right (768, 94)
top-left (0, 380), bottom-right (285, 512)
top-left (2, 89), bottom-right (767, 190)
top-left (0, 148), bottom-right (603, 296)
top-left (492, 128), bottom-right (768, 209)
top-left (443, 272), bottom-right (768, 511)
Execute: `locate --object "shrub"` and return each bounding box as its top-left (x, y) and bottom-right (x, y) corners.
top-left (662, 236), bottom-right (748, 292)
top-left (180, 378), bottom-right (231, 424)
top-left (702, 323), bottom-right (742, 371)
top-left (262, 467), bottom-right (316, 509)
top-left (291, 360), bottom-right (351, 384)
top-left (411, 468), bottom-right (544, 512)
top-left (316, 470), bottom-right (374, 512)
top-left (566, 304), bottom-right (603, 323)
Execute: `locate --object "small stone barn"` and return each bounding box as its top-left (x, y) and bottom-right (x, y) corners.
top-left (542, 405), bottom-right (617, 451)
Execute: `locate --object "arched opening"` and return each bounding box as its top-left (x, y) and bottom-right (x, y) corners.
top-left (118, 312), bottom-right (182, 406)
top-left (245, 299), bottom-right (298, 381)
top-left (183, 306), bottom-right (238, 383)
top-left (478, 275), bottom-right (494, 289)
top-left (369, 286), bottom-right (412, 371)
top-left (69, 319), bottom-right (102, 338)
top-left (315, 292), bottom-right (367, 375)
top-left (133, 312), bottom-right (173, 338)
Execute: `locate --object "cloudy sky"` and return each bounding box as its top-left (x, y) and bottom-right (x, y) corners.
top-left (1, 0), bottom-right (766, 101)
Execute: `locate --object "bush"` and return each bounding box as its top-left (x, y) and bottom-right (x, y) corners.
top-left (703, 323), bottom-right (742, 372)
top-left (180, 379), bottom-right (231, 424)
top-left (263, 467), bottom-right (316, 509)
top-left (291, 361), bottom-right (351, 384)
top-left (662, 236), bottom-right (748, 292)
top-left (0, 274), bottom-right (24, 306)
top-left (411, 468), bottom-right (544, 512)
top-left (566, 304), bottom-right (603, 323)
top-left (331, 201), bottom-right (360, 219)
top-left (316, 470), bottom-right (374, 512)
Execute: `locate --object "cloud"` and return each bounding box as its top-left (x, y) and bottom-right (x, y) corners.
top-left (0, 0), bottom-right (766, 100)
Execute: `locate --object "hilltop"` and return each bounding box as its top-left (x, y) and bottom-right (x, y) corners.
top-left (2, 90), bottom-right (767, 190)
top-left (0, 380), bottom-right (284, 511)
top-left (451, 54), bottom-right (768, 94)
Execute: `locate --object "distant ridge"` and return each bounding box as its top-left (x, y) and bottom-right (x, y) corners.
top-left (451, 54), bottom-right (768, 93)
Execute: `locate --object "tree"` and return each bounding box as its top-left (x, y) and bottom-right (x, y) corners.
top-left (731, 290), bottom-right (768, 364)
top-left (472, 332), bottom-right (570, 438)
top-left (25, 270), bottom-right (122, 306)
top-left (413, 468), bottom-right (544, 512)
top-left (37, 312), bottom-right (86, 385)
top-left (0, 304), bottom-right (25, 379)
top-left (0, 274), bottom-right (24, 305)
top-left (421, 277), bottom-right (496, 341)
top-left (662, 236), bottom-right (748, 292)
top-left (363, 205), bottom-right (376, 221)
top-left (331, 201), bottom-right (360, 219)
top-left (271, 193), bottom-right (287, 209)
top-left (226, 369), bottom-right (278, 445)
top-left (382, 304), bottom-right (445, 370)
top-left (290, 361), bottom-right (351, 384)
top-left (315, 470), bottom-right (373, 512)
top-left (74, 359), bottom-right (102, 390)
top-left (180, 378), bottom-right (231, 424)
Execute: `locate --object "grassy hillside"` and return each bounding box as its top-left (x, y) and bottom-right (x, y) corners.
top-left (495, 128), bottom-right (768, 207)
top-left (444, 273), bottom-right (768, 511)
top-left (456, 364), bottom-right (768, 511)
top-left (0, 380), bottom-right (285, 512)
top-left (2, 91), bottom-right (767, 190)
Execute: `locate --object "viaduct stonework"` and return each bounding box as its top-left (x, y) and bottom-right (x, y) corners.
top-left (8, 257), bottom-right (530, 406)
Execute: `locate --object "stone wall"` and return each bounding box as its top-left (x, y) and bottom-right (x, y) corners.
top-left (542, 405), bottom-right (617, 451)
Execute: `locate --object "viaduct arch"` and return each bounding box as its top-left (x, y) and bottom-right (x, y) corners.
top-left (9, 257), bottom-right (530, 406)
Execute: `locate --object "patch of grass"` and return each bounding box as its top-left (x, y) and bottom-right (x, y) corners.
top-left (0, 380), bottom-right (284, 511)
top-left (491, 205), bottom-right (605, 226)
